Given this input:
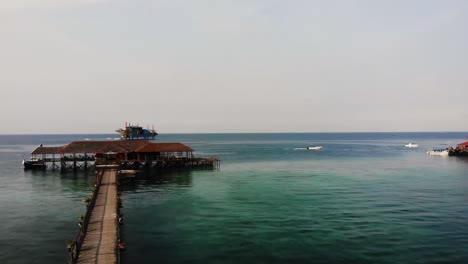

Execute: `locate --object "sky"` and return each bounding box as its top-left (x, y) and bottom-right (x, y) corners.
top-left (1, 0), bottom-right (467, 134)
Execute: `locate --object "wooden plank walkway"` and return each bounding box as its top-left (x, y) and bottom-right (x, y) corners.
top-left (77, 169), bottom-right (118, 264)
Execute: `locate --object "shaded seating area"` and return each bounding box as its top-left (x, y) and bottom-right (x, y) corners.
top-left (29, 140), bottom-right (219, 170)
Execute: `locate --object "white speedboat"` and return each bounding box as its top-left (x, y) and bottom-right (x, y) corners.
top-left (426, 149), bottom-right (449, 156)
top-left (405, 143), bottom-right (419, 148)
top-left (307, 146), bottom-right (323, 151)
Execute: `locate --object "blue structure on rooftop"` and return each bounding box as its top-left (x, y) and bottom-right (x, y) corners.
top-left (116, 122), bottom-right (157, 140)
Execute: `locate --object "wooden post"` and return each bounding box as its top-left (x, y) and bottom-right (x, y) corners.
top-left (61, 154), bottom-right (65, 169)
top-left (84, 153), bottom-right (88, 169)
top-left (73, 153), bottom-right (77, 170)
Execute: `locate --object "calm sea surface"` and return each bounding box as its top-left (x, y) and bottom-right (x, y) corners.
top-left (0, 133), bottom-right (467, 264)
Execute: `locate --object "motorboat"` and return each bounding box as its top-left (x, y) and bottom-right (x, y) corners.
top-left (307, 146), bottom-right (323, 151)
top-left (426, 149), bottom-right (449, 156)
top-left (404, 143), bottom-right (419, 148)
top-left (22, 157), bottom-right (46, 170)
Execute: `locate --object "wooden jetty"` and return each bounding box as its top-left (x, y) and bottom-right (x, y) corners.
top-left (56, 137), bottom-right (220, 263)
top-left (68, 166), bottom-right (121, 264)
top-left (29, 140), bottom-right (220, 171)
top-left (448, 141), bottom-right (468, 156)
top-left (62, 140), bottom-right (219, 263)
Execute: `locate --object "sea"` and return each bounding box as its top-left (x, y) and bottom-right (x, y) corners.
top-left (0, 132), bottom-right (467, 264)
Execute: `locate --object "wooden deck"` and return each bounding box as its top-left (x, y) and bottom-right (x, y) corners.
top-left (77, 169), bottom-right (118, 264)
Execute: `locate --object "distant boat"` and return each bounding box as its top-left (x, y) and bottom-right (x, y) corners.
top-left (426, 149), bottom-right (449, 156)
top-left (22, 158), bottom-right (46, 170)
top-left (307, 146), bottom-right (323, 151)
top-left (116, 122), bottom-right (157, 140)
top-left (405, 143), bottom-right (419, 148)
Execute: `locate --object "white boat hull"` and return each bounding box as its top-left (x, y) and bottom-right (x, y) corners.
top-left (405, 143), bottom-right (419, 148)
top-left (307, 146), bottom-right (323, 151)
top-left (427, 150), bottom-right (449, 156)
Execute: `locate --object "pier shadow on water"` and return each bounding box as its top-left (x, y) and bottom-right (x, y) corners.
top-left (119, 169), bottom-right (194, 192)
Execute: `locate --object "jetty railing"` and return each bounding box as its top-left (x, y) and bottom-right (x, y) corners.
top-left (116, 170), bottom-right (121, 264)
top-left (118, 156), bottom-right (221, 170)
top-left (67, 170), bottom-right (104, 264)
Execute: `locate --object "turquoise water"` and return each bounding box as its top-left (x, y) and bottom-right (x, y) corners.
top-left (1, 133), bottom-right (467, 263)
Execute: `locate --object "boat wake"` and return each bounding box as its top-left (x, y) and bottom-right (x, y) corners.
top-left (294, 146), bottom-right (323, 151)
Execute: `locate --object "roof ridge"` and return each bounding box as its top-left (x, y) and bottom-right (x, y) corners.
top-left (134, 141), bottom-right (153, 152)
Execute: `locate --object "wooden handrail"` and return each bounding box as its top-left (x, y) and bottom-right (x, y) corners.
top-left (67, 170), bottom-right (103, 264)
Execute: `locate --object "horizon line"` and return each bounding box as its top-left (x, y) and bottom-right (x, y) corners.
top-left (1, 131), bottom-right (468, 136)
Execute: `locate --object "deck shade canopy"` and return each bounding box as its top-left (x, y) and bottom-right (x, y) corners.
top-left (31, 141), bottom-right (193, 155)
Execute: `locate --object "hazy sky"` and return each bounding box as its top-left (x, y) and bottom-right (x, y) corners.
top-left (1, 0), bottom-right (467, 134)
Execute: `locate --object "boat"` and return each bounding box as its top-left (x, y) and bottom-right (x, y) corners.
top-left (116, 122), bottom-right (157, 140)
top-left (307, 146), bottom-right (323, 151)
top-left (426, 149), bottom-right (449, 156)
top-left (22, 157), bottom-right (46, 170)
top-left (404, 143), bottom-right (419, 148)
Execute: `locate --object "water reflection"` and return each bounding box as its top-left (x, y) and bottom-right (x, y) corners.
top-left (453, 156), bottom-right (468, 164)
top-left (119, 169), bottom-right (193, 193)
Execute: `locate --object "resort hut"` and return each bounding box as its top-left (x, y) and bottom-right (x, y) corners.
top-left (457, 141), bottom-right (468, 150)
top-left (31, 146), bottom-right (63, 165)
top-left (135, 143), bottom-right (194, 161)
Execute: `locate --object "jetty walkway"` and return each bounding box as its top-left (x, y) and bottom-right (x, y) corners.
top-left (71, 167), bottom-right (120, 264)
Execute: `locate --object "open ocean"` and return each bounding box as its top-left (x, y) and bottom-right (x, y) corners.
top-left (0, 132), bottom-right (467, 264)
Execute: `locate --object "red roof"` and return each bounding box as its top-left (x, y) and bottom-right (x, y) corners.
top-left (31, 146), bottom-right (64, 155)
top-left (457, 141), bottom-right (468, 147)
top-left (30, 140), bottom-right (193, 154)
top-left (136, 143), bottom-right (193, 153)
top-left (114, 140), bottom-right (151, 151)
top-left (60, 141), bottom-right (113, 154)
top-left (96, 143), bottom-right (129, 154)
